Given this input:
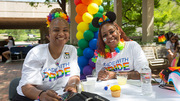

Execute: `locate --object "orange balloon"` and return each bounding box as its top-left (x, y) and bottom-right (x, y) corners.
top-left (75, 14), bottom-right (83, 24)
top-left (82, 0), bottom-right (93, 5)
top-left (76, 3), bottom-right (88, 16)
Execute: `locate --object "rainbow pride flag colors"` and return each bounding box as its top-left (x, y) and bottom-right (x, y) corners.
top-left (158, 34), bottom-right (167, 44)
top-left (168, 71), bottom-right (180, 95)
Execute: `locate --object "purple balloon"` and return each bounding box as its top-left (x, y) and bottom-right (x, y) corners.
top-left (80, 74), bottom-right (86, 80)
top-left (89, 58), bottom-right (95, 67)
top-left (83, 65), bottom-right (93, 76)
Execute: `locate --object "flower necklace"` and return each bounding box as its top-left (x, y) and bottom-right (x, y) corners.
top-left (92, 39), bottom-right (125, 63)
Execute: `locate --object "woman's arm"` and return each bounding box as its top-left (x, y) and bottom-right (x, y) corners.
top-left (98, 70), bottom-right (140, 81)
top-left (22, 84), bottom-right (61, 101)
top-left (64, 76), bottom-right (80, 93)
top-left (167, 49), bottom-right (174, 56)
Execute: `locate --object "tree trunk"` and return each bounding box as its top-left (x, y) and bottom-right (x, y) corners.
top-left (57, 0), bottom-right (67, 14)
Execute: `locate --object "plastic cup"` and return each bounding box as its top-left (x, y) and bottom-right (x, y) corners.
top-left (86, 75), bottom-right (97, 82)
top-left (81, 79), bottom-right (95, 92)
top-left (116, 73), bottom-right (128, 85)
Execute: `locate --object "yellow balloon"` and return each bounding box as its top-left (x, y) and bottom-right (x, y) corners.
top-left (92, 0), bottom-right (103, 5)
top-left (76, 31), bottom-right (84, 40)
top-left (82, 12), bottom-right (93, 23)
top-left (88, 3), bottom-right (99, 14)
top-left (77, 22), bottom-right (89, 33)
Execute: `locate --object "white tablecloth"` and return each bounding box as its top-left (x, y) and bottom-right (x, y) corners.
top-left (57, 79), bottom-right (180, 101)
top-left (93, 79), bottom-right (180, 101)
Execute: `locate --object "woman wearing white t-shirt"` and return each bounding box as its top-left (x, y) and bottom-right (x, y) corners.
top-left (92, 12), bottom-right (149, 81)
top-left (2, 36), bottom-right (15, 63)
top-left (14, 8), bottom-right (80, 101)
top-left (166, 34), bottom-right (179, 65)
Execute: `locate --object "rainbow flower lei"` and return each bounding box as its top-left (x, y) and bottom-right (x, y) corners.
top-left (92, 39), bottom-right (125, 63)
top-left (46, 12), bottom-right (70, 27)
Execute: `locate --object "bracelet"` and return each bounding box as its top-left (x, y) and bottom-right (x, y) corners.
top-left (37, 90), bottom-right (46, 101)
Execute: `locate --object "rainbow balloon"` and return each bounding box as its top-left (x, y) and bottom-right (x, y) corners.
top-left (168, 71), bottom-right (180, 95)
top-left (158, 35), bottom-right (167, 44)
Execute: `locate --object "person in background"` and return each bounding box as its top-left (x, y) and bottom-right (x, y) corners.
top-left (2, 36), bottom-right (15, 63)
top-left (92, 12), bottom-right (149, 81)
top-left (166, 33), bottom-right (180, 65)
top-left (13, 8), bottom-right (80, 101)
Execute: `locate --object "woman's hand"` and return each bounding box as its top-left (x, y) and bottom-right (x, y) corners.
top-left (98, 70), bottom-right (109, 81)
top-left (98, 70), bottom-right (116, 81)
top-left (64, 84), bottom-right (77, 93)
top-left (39, 90), bottom-right (61, 101)
top-left (63, 76), bottom-right (80, 93)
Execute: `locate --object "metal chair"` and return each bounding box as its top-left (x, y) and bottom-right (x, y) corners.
top-left (10, 47), bottom-right (24, 60)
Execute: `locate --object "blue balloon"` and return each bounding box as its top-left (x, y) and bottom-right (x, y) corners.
top-left (83, 65), bottom-right (93, 76)
top-left (94, 31), bottom-right (99, 39)
top-left (79, 66), bottom-right (84, 75)
top-left (78, 56), bottom-right (89, 67)
top-left (89, 38), bottom-right (97, 50)
top-left (83, 48), bottom-right (94, 59)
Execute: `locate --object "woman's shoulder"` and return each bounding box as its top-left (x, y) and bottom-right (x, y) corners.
top-left (33, 44), bottom-right (48, 49)
top-left (166, 41), bottom-right (171, 44)
top-left (64, 44), bottom-right (77, 50)
top-left (125, 41), bottom-right (139, 46)
top-left (30, 44), bottom-right (48, 54)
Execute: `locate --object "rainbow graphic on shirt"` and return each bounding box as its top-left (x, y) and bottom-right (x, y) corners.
top-left (158, 34), bottom-right (167, 44)
top-left (168, 71), bottom-right (180, 95)
top-left (103, 58), bottom-right (130, 71)
top-left (42, 62), bottom-right (70, 81)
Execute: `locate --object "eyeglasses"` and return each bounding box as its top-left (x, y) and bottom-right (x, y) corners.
top-left (171, 39), bottom-right (177, 41)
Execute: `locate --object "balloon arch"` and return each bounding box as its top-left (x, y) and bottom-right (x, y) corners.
top-left (74, 0), bottom-right (104, 80)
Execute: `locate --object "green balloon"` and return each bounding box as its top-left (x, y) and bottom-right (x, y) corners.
top-left (98, 5), bottom-right (104, 13)
top-left (93, 12), bottom-right (103, 18)
top-left (84, 30), bottom-right (94, 41)
top-left (78, 39), bottom-right (89, 50)
top-left (89, 22), bottom-right (99, 32)
top-left (77, 48), bottom-right (83, 56)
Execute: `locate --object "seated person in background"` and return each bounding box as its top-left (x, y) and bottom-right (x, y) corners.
top-left (171, 45), bottom-right (180, 67)
top-left (13, 8), bottom-right (80, 101)
top-left (166, 33), bottom-right (180, 65)
top-left (2, 36), bottom-right (15, 63)
top-left (92, 12), bottom-right (149, 81)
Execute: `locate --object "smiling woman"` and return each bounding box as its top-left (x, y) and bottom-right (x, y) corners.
top-left (92, 11), bottom-right (149, 81)
top-left (13, 8), bottom-right (80, 101)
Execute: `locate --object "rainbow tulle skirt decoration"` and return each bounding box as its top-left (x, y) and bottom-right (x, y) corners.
top-left (168, 71), bottom-right (180, 95)
top-left (158, 34), bottom-right (167, 44)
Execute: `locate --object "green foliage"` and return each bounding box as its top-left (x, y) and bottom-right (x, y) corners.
top-left (154, 0), bottom-right (180, 34)
top-left (0, 29), bottom-right (40, 41)
top-left (101, 0), bottom-right (114, 12)
top-left (102, 0), bottom-right (160, 36)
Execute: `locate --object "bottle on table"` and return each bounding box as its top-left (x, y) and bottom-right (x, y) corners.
top-left (140, 67), bottom-right (153, 95)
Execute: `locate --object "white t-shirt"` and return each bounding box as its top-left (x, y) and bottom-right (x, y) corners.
top-left (17, 44), bottom-right (80, 96)
top-left (166, 41), bottom-right (180, 53)
top-left (7, 40), bottom-right (14, 49)
top-left (96, 41), bottom-right (149, 74)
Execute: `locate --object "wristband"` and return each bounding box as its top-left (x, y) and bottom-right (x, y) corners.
top-left (38, 90), bottom-right (46, 101)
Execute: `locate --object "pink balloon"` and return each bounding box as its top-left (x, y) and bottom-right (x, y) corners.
top-left (74, 0), bottom-right (82, 5)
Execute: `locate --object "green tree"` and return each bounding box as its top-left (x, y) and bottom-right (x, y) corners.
top-left (29, 0), bottom-right (68, 14)
top-left (102, 0), bottom-right (160, 36)
top-left (154, 0), bottom-right (180, 34)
